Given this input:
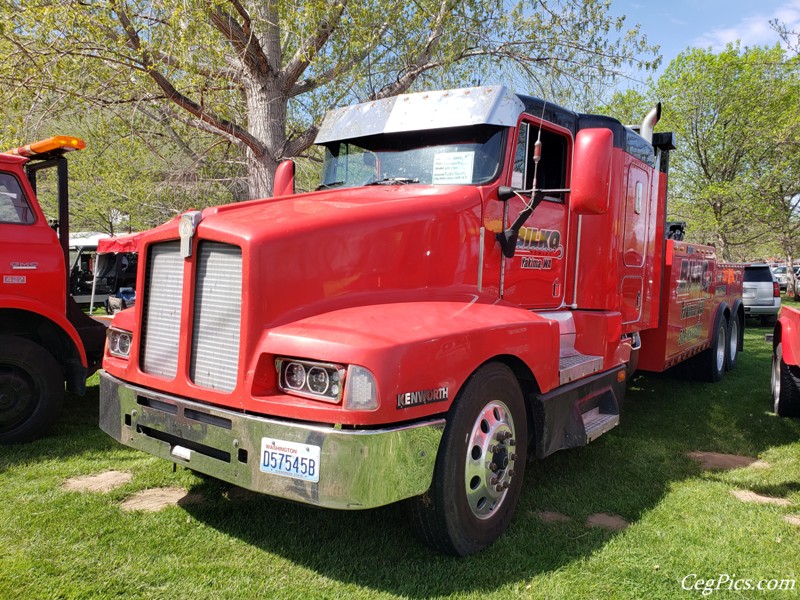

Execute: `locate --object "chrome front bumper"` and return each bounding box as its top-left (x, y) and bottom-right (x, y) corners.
top-left (99, 371), bottom-right (445, 509)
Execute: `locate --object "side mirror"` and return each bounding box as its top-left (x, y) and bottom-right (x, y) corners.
top-left (571, 128), bottom-right (612, 215)
top-left (273, 160), bottom-right (295, 197)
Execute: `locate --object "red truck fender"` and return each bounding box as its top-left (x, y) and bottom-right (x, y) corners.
top-left (771, 306), bottom-right (800, 417)
top-left (257, 300), bottom-right (561, 424)
top-left (775, 306), bottom-right (800, 367)
top-left (0, 294), bottom-right (88, 367)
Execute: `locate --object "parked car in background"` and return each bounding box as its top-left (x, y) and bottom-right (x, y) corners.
top-left (771, 265), bottom-right (790, 290)
top-left (770, 264), bottom-right (800, 290)
top-left (744, 263), bottom-right (781, 325)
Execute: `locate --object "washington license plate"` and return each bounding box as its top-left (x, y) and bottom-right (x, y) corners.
top-left (259, 438), bottom-right (320, 483)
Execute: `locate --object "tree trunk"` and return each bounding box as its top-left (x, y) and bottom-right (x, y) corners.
top-left (246, 150), bottom-right (279, 200)
top-left (717, 231), bottom-right (731, 262)
top-left (244, 79), bottom-right (287, 200)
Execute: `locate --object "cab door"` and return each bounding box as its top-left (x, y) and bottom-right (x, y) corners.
top-left (498, 119), bottom-right (571, 309)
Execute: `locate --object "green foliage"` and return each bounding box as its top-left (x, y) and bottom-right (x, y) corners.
top-left (604, 45), bottom-right (800, 262)
top-left (0, 0), bottom-right (659, 202)
top-left (657, 45), bottom-right (799, 261)
top-left (0, 108), bottom-right (243, 233)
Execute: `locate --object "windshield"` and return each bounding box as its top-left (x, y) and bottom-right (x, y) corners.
top-left (318, 125), bottom-right (505, 190)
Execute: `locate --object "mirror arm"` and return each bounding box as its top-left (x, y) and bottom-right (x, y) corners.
top-left (496, 191), bottom-right (546, 259)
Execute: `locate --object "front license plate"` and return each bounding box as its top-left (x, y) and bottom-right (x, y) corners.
top-left (260, 438), bottom-right (321, 483)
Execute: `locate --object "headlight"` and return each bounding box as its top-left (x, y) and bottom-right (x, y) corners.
top-left (107, 328), bottom-right (133, 359)
top-left (276, 358), bottom-right (345, 403)
top-left (275, 358), bottom-right (379, 410)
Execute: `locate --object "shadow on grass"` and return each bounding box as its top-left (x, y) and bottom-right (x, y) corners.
top-left (172, 326), bottom-right (800, 597)
top-left (0, 381), bottom-right (117, 474)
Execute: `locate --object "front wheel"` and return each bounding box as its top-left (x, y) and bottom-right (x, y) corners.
top-left (410, 362), bottom-right (528, 556)
top-left (0, 336), bottom-right (64, 444)
top-left (772, 342), bottom-right (800, 418)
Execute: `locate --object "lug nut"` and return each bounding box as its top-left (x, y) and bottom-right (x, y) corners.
top-left (508, 438), bottom-right (516, 446)
top-left (508, 469), bottom-right (515, 478)
top-left (490, 476), bottom-right (498, 485)
top-left (496, 484), bottom-right (504, 492)
top-left (502, 481), bottom-right (509, 489)
top-left (489, 462), bottom-right (498, 472)
top-left (510, 453), bottom-right (518, 461)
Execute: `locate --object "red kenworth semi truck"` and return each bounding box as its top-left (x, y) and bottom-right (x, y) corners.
top-left (1, 137), bottom-right (106, 444)
top-left (99, 87), bottom-right (743, 555)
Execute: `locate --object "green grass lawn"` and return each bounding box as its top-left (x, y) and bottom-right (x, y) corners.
top-left (1, 325), bottom-right (798, 599)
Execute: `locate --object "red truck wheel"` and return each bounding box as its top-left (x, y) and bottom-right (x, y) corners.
top-left (725, 315), bottom-right (740, 371)
top-left (692, 314), bottom-right (727, 382)
top-left (0, 336), bottom-right (64, 444)
top-left (772, 343), bottom-right (800, 417)
top-left (410, 362), bottom-right (528, 556)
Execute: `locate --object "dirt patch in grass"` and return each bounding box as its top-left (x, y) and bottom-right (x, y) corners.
top-left (785, 515), bottom-right (800, 526)
top-left (63, 471), bottom-right (133, 493)
top-left (535, 511), bottom-right (572, 524)
top-left (687, 451), bottom-right (765, 470)
top-left (586, 513), bottom-right (628, 530)
top-left (119, 487), bottom-right (203, 512)
top-left (731, 490), bottom-right (792, 507)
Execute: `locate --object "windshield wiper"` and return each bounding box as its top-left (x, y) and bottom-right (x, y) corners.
top-left (316, 181), bottom-right (346, 190)
top-left (364, 177), bottom-right (419, 186)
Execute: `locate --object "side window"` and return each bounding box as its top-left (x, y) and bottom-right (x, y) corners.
top-left (0, 173), bottom-right (34, 224)
top-left (511, 121), bottom-right (569, 201)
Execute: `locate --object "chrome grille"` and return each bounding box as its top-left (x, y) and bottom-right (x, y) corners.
top-left (190, 242), bottom-right (242, 392)
top-left (141, 241), bottom-right (184, 378)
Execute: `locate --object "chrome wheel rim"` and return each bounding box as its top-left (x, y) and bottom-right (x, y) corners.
top-left (728, 319), bottom-right (738, 364)
top-left (715, 323), bottom-right (726, 373)
top-left (772, 344), bottom-right (781, 413)
top-left (464, 400), bottom-right (519, 520)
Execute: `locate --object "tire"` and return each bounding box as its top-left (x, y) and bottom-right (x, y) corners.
top-left (410, 362), bottom-right (528, 556)
top-left (0, 335), bottom-right (64, 444)
top-left (725, 314), bottom-right (740, 371)
top-left (771, 342), bottom-right (800, 418)
top-left (695, 314), bottom-right (727, 383)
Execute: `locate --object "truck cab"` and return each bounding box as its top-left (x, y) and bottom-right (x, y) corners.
top-left (0, 137), bottom-right (106, 444)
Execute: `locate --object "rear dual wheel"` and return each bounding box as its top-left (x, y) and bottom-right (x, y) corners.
top-left (725, 314), bottom-right (740, 371)
top-left (697, 315), bottom-right (727, 383)
top-left (411, 362), bottom-right (528, 556)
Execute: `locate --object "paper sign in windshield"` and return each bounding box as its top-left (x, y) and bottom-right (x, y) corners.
top-left (432, 151), bottom-right (474, 184)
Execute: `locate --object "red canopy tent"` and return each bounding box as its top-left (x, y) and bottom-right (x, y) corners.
top-left (97, 231), bottom-right (144, 254)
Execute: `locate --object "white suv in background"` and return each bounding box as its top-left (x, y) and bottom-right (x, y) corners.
top-left (743, 264), bottom-right (781, 326)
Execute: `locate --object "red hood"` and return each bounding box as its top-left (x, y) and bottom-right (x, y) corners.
top-left (144, 185), bottom-right (487, 326)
